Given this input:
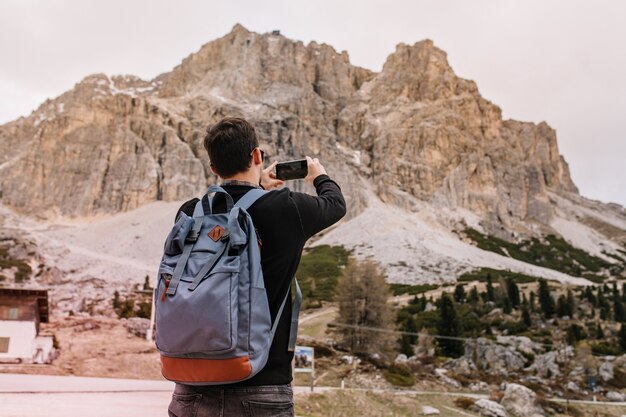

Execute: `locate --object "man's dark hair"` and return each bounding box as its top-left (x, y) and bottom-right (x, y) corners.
top-left (203, 117), bottom-right (259, 178)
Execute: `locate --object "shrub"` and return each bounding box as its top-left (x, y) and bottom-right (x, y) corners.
top-left (383, 364), bottom-right (415, 387)
top-left (390, 283), bottom-right (438, 296)
top-left (459, 267), bottom-right (538, 284)
top-left (454, 397), bottom-right (476, 410)
top-left (113, 292), bottom-right (152, 319)
top-left (498, 320), bottom-right (529, 335)
top-left (591, 342), bottom-right (621, 356)
top-left (136, 300), bottom-right (152, 319)
top-left (0, 246), bottom-right (33, 283)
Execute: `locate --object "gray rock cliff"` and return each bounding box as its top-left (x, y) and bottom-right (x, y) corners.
top-left (0, 24), bottom-right (609, 243)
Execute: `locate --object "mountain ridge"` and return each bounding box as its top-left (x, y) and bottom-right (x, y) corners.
top-left (0, 23), bottom-right (624, 284)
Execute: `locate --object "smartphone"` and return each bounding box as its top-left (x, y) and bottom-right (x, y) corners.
top-left (275, 159), bottom-right (308, 180)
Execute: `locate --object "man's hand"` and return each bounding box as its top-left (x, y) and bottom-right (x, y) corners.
top-left (304, 156), bottom-right (327, 185)
top-left (260, 161), bottom-right (285, 190)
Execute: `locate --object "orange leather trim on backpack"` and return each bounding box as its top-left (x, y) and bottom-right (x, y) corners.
top-left (207, 225), bottom-right (225, 242)
top-left (160, 355), bottom-right (252, 383)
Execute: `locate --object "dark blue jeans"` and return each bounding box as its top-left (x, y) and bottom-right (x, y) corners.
top-left (168, 383), bottom-right (294, 417)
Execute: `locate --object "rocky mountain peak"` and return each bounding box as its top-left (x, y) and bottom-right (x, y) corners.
top-left (0, 26), bottom-right (606, 238)
top-left (157, 23), bottom-right (373, 104)
top-left (1, 26), bottom-right (625, 288)
top-left (230, 22), bottom-right (251, 35)
top-left (371, 39), bottom-right (478, 104)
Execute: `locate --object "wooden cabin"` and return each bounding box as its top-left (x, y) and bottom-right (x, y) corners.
top-left (0, 288), bottom-right (54, 364)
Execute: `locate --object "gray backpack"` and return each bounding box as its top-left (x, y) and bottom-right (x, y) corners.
top-left (155, 185), bottom-right (301, 385)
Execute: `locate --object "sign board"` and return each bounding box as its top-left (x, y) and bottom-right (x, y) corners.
top-left (293, 345), bottom-right (314, 373)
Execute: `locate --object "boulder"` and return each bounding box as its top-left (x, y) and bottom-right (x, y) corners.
top-left (599, 361), bottom-right (614, 382)
top-left (421, 405), bottom-right (440, 415)
top-left (469, 381), bottom-right (488, 392)
top-left (433, 368), bottom-right (461, 388)
top-left (464, 338), bottom-right (526, 377)
top-left (606, 391), bottom-right (626, 402)
top-left (123, 317), bottom-right (150, 338)
top-left (526, 351), bottom-right (560, 378)
top-left (445, 356), bottom-right (477, 375)
top-left (340, 355), bottom-right (356, 365)
top-left (472, 399), bottom-right (508, 417)
top-left (395, 354), bottom-right (408, 363)
top-left (501, 383), bottom-right (544, 417)
top-left (495, 336), bottom-right (541, 355)
top-left (568, 366), bottom-right (585, 379)
top-left (565, 381), bottom-right (581, 393)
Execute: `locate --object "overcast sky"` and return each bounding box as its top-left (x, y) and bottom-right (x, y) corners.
top-left (1, 0), bottom-right (624, 206)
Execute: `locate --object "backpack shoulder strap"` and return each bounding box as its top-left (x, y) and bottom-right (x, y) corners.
top-left (288, 278), bottom-right (302, 352)
top-left (234, 188), bottom-right (268, 211)
top-left (270, 277), bottom-right (302, 352)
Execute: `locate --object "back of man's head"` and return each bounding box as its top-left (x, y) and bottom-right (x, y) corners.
top-left (204, 117), bottom-right (259, 178)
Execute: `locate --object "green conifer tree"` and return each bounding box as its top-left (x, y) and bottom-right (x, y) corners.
top-left (566, 289), bottom-right (575, 317)
top-left (436, 293), bottom-right (464, 357)
top-left (454, 284), bottom-right (466, 303)
top-left (529, 291), bottom-right (536, 312)
top-left (538, 279), bottom-right (555, 318)
top-left (586, 286), bottom-right (597, 306)
top-left (420, 294), bottom-right (427, 312)
top-left (566, 324), bottom-right (584, 345)
top-left (503, 297), bottom-right (513, 314)
top-left (506, 277), bottom-right (521, 309)
top-left (614, 297), bottom-right (626, 322)
top-left (113, 290), bottom-right (121, 310)
top-left (600, 307), bottom-right (609, 320)
top-left (467, 286), bottom-right (480, 305)
top-left (486, 275), bottom-right (495, 302)
top-left (522, 306), bottom-right (532, 328)
top-left (399, 316), bottom-right (418, 356)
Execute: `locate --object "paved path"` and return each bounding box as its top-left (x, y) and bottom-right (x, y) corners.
top-left (0, 374), bottom-right (331, 417)
top-left (1, 373), bottom-right (624, 416)
top-left (0, 374), bottom-right (174, 417)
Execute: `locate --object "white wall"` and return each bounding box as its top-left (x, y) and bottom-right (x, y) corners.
top-left (0, 320), bottom-right (36, 362)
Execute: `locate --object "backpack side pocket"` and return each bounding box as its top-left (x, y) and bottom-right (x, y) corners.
top-left (164, 213), bottom-right (194, 256)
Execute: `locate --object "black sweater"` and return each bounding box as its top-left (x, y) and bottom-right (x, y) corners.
top-left (175, 175), bottom-right (346, 387)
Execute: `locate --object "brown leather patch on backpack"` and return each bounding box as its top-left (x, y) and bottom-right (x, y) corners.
top-left (207, 225), bottom-right (225, 242)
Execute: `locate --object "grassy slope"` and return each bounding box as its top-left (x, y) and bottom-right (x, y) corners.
top-left (296, 245), bottom-right (350, 306)
top-left (463, 228), bottom-right (622, 282)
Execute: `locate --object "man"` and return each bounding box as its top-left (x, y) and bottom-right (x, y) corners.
top-left (168, 117), bottom-right (346, 417)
